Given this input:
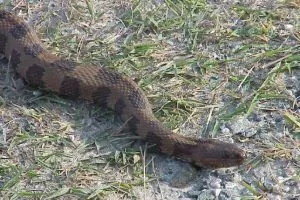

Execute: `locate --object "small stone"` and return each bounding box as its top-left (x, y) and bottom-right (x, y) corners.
top-left (278, 176), bottom-right (285, 183)
top-left (221, 127), bottom-right (230, 134)
top-left (214, 188), bottom-right (221, 197)
top-left (263, 178), bottom-right (274, 192)
top-left (282, 185), bottom-right (290, 193)
top-left (209, 178), bottom-right (222, 189)
top-left (285, 24), bottom-right (294, 31)
top-left (229, 117), bottom-right (257, 137)
top-left (218, 191), bottom-right (231, 200)
top-left (274, 131), bottom-right (283, 138)
top-left (197, 189), bottom-right (215, 200)
top-left (292, 148), bottom-right (300, 161)
top-left (251, 113), bottom-right (262, 122)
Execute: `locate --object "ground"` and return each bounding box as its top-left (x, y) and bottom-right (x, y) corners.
top-left (0, 0), bottom-right (299, 199)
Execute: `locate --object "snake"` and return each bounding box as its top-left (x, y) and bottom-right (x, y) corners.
top-left (0, 10), bottom-right (245, 168)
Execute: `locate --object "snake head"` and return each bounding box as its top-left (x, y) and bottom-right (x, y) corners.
top-left (189, 139), bottom-right (245, 168)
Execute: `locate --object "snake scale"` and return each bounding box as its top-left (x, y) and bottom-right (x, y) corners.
top-left (0, 10), bottom-right (245, 168)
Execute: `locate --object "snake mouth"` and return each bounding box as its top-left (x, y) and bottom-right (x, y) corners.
top-left (211, 150), bottom-right (245, 168)
top-left (194, 156), bottom-right (245, 168)
top-left (190, 143), bottom-right (246, 168)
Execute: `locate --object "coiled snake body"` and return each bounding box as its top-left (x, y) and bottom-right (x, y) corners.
top-left (0, 10), bottom-right (245, 168)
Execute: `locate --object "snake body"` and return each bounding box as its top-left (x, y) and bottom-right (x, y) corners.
top-left (0, 10), bottom-right (245, 168)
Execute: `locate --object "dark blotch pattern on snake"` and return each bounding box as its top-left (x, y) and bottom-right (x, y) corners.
top-left (0, 10), bottom-right (245, 168)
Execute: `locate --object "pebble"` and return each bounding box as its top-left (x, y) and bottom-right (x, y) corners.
top-left (285, 24), bottom-right (294, 31)
top-left (220, 126), bottom-right (230, 134)
top-left (263, 177), bottom-right (274, 192)
top-left (209, 178), bottom-right (222, 189)
top-left (282, 185), bottom-right (290, 193)
top-left (214, 188), bottom-right (221, 197)
top-left (229, 117), bottom-right (257, 137)
top-left (218, 191), bottom-right (231, 200)
top-left (292, 148), bottom-right (300, 161)
top-left (196, 189), bottom-right (215, 200)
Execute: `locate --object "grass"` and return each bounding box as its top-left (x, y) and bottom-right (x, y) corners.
top-left (0, 0), bottom-right (300, 199)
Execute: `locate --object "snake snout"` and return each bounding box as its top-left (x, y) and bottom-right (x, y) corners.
top-left (190, 139), bottom-right (245, 168)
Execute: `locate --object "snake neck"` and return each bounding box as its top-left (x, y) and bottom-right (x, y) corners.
top-left (126, 114), bottom-right (197, 154)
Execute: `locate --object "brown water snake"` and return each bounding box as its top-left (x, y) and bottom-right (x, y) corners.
top-left (0, 10), bottom-right (245, 168)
